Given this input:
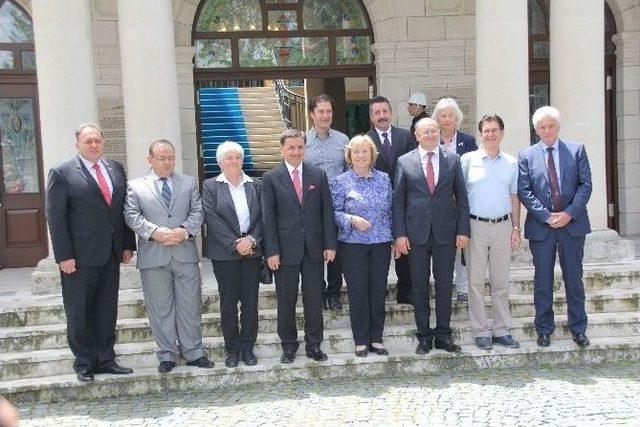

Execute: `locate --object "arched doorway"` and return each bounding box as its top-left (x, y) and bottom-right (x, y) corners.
top-left (527, 0), bottom-right (619, 230)
top-left (0, 0), bottom-right (47, 267)
top-left (192, 0), bottom-right (375, 177)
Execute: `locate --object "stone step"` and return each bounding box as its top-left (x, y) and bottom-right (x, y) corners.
top-left (1, 279), bottom-right (636, 328)
top-left (1, 312), bottom-right (639, 382)
top-left (2, 335), bottom-right (638, 403)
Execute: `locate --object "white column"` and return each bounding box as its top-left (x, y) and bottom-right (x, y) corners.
top-left (475, 0), bottom-right (530, 156)
top-left (118, 0), bottom-right (182, 179)
top-left (550, 0), bottom-right (606, 230)
top-left (32, 0), bottom-right (99, 175)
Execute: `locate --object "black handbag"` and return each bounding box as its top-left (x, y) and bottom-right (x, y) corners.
top-left (260, 261), bottom-right (273, 284)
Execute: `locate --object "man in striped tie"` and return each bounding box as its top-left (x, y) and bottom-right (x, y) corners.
top-left (124, 140), bottom-right (213, 373)
top-left (46, 123), bottom-right (136, 382)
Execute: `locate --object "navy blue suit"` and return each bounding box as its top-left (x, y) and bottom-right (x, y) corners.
top-left (441, 130), bottom-right (478, 157)
top-left (518, 140), bottom-right (592, 335)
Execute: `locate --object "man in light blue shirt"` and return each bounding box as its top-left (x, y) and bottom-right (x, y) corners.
top-left (304, 94), bottom-right (348, 310)
top-left (460, 114), bottom-right (521, 351)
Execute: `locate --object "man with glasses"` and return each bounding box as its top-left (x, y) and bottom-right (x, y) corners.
top-left (461, 114), bottom-right (521, 350)
top-left (124, 139), bottom-right (214, 373)
top-left (393, 117), bottom-right (470, 354)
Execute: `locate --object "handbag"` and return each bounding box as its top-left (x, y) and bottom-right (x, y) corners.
top-left (260, 260), bottom-right (273, 284)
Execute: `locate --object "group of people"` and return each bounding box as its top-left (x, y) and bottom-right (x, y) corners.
top-left (46, 93), bottom-right (592, 383)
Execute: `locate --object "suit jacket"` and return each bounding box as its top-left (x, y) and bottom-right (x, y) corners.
top-left (367, 125), bottom-right (414, 187)
top-left (124, 172), bottom-right (203, 269)
top-left (202, 176), bottom-right (263, 261)
top-left (46, 156), bottom-right (136, 267)
top-left (393, 148), bottom-right (470, 245)
top-left (452, 130), bottom-right (478, 156)
top-left (261, 161), bottom-right (337, 266)
top-left (518, 139), bottom-right (592, 241)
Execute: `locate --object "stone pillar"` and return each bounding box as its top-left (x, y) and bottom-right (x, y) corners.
top-left (118, 0), bottom-right (182, 179)
top-left (475, 0), bottom-right (530, 156)
top-left (550, 0), bottom-right (606, 230)
top-left (32, 0), bottom-right (99, 175)
top-left (612, 32), bottom-right (640, 237)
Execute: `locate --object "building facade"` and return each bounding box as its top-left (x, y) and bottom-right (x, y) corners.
top-left (0, 0), bottom-right (638, 268)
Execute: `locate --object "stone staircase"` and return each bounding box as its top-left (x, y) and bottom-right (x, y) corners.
top-left (0, 261), bottom-right (639, 403)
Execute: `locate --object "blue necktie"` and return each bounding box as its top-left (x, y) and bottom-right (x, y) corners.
top-left (160, 178), bottom-right (171, 208)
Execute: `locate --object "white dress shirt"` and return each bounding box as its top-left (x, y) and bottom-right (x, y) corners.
top-left (216, 172), bottom-right (254, 234)
top-left (79, 156), bottom-right (113, 195)
top-left (418, 144), bottom-right (440, 185)
top-left (375, 127), bottom-right (392, 147)
top-left (285, 161), bottom-right (303, 189)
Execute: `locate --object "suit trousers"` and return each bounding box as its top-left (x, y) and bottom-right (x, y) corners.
top-left (529, 227), bottom-right (587, 335)
top-left (408, 235), bottom-right (456, 339)
top-left (394, 254), bottom-right (413, 299)
top-left (212, 257), bottom-right (261, 354)
top-left (340, 242), bottom-right (391, 346)
top-left (140, 259), bottom-right (205, 363)
top-left (454, 250), bottom-right (468, 293)
top-left (275, 249), bottom-right (324, 351)
top-left (61, 253), bottom-right (119, 371)
top-left (466, 219), bottom-right (513, 338)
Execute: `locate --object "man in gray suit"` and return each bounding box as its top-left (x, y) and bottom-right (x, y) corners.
top-left (124, 139), bottom-right (213, 373)
top-left (393, 118), bottom-right (470, 354)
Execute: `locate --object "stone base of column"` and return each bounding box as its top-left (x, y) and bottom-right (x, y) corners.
top-left (31, 256), bottom-right (142, 295)
top-left (512, 229), bottom-right (636, 268)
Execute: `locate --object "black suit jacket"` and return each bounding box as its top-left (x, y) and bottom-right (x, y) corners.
top-left (393, 148), bottom-right (470, 245)
top-left (261, 161), bottom-right (337, 266)
top-left (46, 156), bottom-right (136, 267)
top-left (202, 176), bottom-right (263, 261)
top-left (367, 126), bottom-right (414, 187)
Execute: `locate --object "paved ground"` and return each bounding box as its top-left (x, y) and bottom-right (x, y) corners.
top-left (15, 361), bottom-right (640, 426)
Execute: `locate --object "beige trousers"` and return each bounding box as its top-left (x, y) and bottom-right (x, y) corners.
top-left (466, 219), bottom-right (513, 338)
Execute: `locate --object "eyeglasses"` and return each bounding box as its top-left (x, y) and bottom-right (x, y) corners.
top-left (481, 129), bottom-right (502, 135)
top-left (419, 129), bottom-right (440, 136)
top-left (153, 156), bottom-right (176, 162)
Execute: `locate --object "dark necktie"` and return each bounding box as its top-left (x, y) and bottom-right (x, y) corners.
top-left (425, 152), bottom-right (435, 194)
top-left (381, 132), bottom-right (393, 163)
top-left (546, 147), bottom-right (562, 211)
top-left (92, 163), bottom-right (112, 205)
top-left (160, 177), bottom-right (171, 208)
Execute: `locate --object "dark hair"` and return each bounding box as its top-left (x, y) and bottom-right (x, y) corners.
top-left (308, 94), bottom-right (334, 112)
top-left (279, 128), bottom-right (306, 146)
top-left (477, 114), bottom-right (505, 132)
top-left (148, 139), bottom-right (176, 155)
top-left (369, 96), bottom-right (392, 115)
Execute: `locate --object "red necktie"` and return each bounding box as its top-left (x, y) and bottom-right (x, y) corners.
top-left (546, 147), bottom-right (562, 211)
top-left (92, 163), bottom-right (112, 205)
top-left (292, 168), bottom-right (302, 203)
top-left (425, 151), bottom-right (435, 194)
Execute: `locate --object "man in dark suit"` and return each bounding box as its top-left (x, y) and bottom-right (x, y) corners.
top-left (262, 129), bottom-right (337, 363)
top-left (432, 97), bottom-right (478, 302)
top-left (393, 117), bottom-right (470, 354)
top-left (366, 96), bottom-right (415, 305)
top-left (46, 123), bottom-right (136, 382)
top-left (518, 106), bottom-right (592, 348)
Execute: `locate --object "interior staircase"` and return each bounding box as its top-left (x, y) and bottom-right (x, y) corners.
top-left (0, 261), bottom-right (639, 403)
top-left (198, 86), bottom-right (284, 177)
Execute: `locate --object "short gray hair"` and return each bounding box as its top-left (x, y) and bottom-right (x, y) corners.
top-left (75, 123), bottom-right (104, 140)
top-left (414, 117), bottom-right (439, 132)
top-left (431, 98), bottom-right (464, 129)
top-left (532, 106), bottom-right (561, 128)
top-left (216, 140), bottom-right (245, 164)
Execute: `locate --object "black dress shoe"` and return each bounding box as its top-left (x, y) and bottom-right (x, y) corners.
top-left (368, 344), bottom-right (389, 356)
top-left (158, 361), bottom-right (176, 373)
top-left (280, 351), bottom-right (296, 364)
top-left (77, 367), bottom-right (94, 382)
top-left (572, 333), bottom-right (590, 348)
top-left (96, 362), bottom-right (133, 375)
top-left (186, 356), bottom-right (214, 368)
top-left (225, 352), bottom-right (239, 368)
top-left (434, 337), bottom-right (462, 353)
top-left (306, 347), bottom-right (328, 361)
top-left (241, 350), bottom-right (258, 366)
top-left (355, 347), bottom-right (368, 357)
top-left (415, 339), bottom-right (433, 354)
top-left (327, 297), bottom-right (343, 310)
top-left (537, 333), bottom-right (551, 347)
